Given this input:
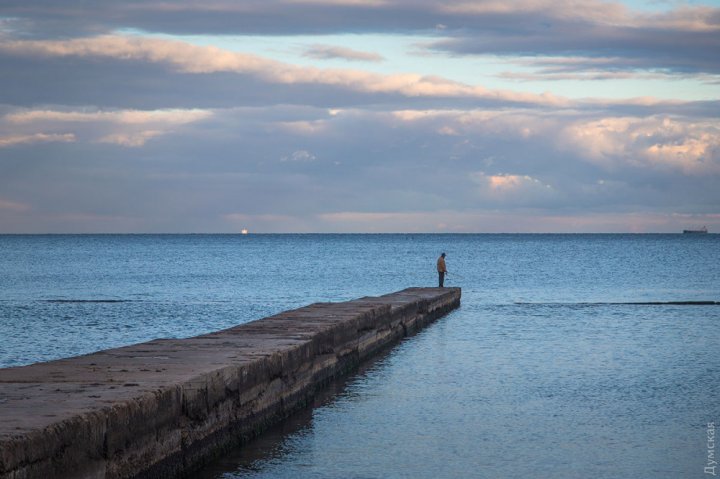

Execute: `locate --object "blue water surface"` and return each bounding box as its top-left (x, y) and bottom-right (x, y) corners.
top-left (1, 234), bottom-right (718, 478)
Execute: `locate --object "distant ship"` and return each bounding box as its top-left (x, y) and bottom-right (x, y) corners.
top-left (683, 226), bottom-right (708, 234)
top-left (241, 228), bottom-right (249, 235)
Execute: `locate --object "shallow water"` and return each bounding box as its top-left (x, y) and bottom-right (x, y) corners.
top-left (1, 234), bottom-right (718, 477)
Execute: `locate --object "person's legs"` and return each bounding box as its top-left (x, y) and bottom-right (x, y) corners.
top-left (439, 272), bottom-right (445, 287)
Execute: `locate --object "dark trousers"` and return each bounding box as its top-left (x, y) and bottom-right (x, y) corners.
top-left (438, 272), bottom-right (445, 287)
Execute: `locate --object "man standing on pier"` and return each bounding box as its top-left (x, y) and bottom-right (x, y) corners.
top-left (437, 252), bottom-right (447, 287)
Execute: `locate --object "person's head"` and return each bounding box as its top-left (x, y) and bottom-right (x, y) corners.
top-left (441, 252), bottom-right (446, 258)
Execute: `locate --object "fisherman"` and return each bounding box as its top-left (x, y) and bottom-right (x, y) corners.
top-left (437, 252), bottom-right (447, 287)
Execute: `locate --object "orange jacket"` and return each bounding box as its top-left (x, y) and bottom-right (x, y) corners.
top-left (437, 256), bottom-right (447, 273)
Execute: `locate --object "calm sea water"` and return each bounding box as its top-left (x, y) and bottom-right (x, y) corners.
top-left (1, 234), bottom-right (718, 478)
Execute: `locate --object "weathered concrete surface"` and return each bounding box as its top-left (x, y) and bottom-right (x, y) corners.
top-left (0, 287), bottom-right (460, 479)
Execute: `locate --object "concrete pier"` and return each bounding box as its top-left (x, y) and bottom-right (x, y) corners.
top-left (0, 287), bottom-right (460, 479)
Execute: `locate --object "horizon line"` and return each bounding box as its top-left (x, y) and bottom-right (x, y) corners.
top-left (0, 231), bottom-right (714, 235)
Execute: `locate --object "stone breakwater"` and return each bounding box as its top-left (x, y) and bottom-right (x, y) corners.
top-left (0, 287), bottom-right (460, 479)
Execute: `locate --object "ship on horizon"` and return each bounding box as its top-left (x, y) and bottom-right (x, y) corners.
top-left (683, 226), bottom-right (708, 234)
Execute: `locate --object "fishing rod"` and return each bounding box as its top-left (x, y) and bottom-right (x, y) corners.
top-left (446, 271), bottom-right (466, 280)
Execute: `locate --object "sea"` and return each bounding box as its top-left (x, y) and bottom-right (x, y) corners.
top-left (1, 234), bottom-right (718, 478)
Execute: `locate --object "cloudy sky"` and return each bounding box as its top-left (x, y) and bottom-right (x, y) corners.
top-left (1, 0), bottom-right (718, 233)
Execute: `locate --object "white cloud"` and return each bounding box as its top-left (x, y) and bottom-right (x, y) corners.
top-left (560, 116), bottom-right (720, 174)
top-left (2, 107), bottom-right (213, 148)
top-left (281, 149), bottom-right (317, 162)
top-left (469, 172), bottom-right (556, 205)
top-left (390, 108), bottom-right (556, 140)
top-left (0, 133), bottom-right (75, 147)
top-left (0, 35), bottom-right (572, 106)
top-left (274, 120), bottom-right (329, 135)
top-left (0, 101), bottom-right (717, 233)
top-left (98, 130), bottom-right (165, 147)
top-left (387, 108), bottom-right (720, 177)
top-left (485, 173), bottom-right (548, 191)
top-left (6, 108), bottom-right (213, 124)
top-left (303, 45), bottom-right (385, 62)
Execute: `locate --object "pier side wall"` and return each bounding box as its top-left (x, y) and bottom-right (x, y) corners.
top-left (0, 287), bottom-right (460, 479)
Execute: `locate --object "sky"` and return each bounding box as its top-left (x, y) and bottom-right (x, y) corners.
top-left (0, 0), bottom-right (718, 233)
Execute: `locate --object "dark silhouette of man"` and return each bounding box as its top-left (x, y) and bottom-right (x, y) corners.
top-left (437, 252), bottom-right (447, 287)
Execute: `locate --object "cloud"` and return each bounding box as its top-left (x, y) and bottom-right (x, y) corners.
top-left (281, 149), bottom-right (317, 162)
top-left (98, 130), bottom-right (164, 147)
top-left (275, 120), bottom-right (329, 135)
top-left (4, 0), bottom-right (717, 76)
top-left (0, 1), bottom-right (717, 233)
top-left (0, 133), bottom-right (75, 147)
top-left (6, 108), bottom-right (212, 124)
top-left (5, 34), bottom-right (713, 113)
top-left (478, 173), bottom-right (549, 191)
top-left (437, 0), bottom-right (626, 20)
top-left (398, 2), bottom-right (720, 77)
top-left (0, 103), bottom-right (717, 233)
top-left (0, 35), bottom-right (572, 107)
top-left (559, 116), bottom-right (720, 174)
top-left (314, 210), bottom-right (720, 233)
top-left (303, 44), bottom-right (385, 62)
top-left (317, 211), bottom-right (451, 232)
top-left (285, 0), bottom-right (387, 5)
top-left (391, 108), bottom-right (554, 139)
top-left (0, 198), bottom-right (31, 211)
top-left (385, 108), bottom-right (720, 176)
top-left (0, 35), bottom-right (272, 75)
top-left (496, 56), bottom-right (720, 83)
top-left (468, 171), bottom-right (559, 207)
top-left (2, 107), bottom-right (213, 147)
